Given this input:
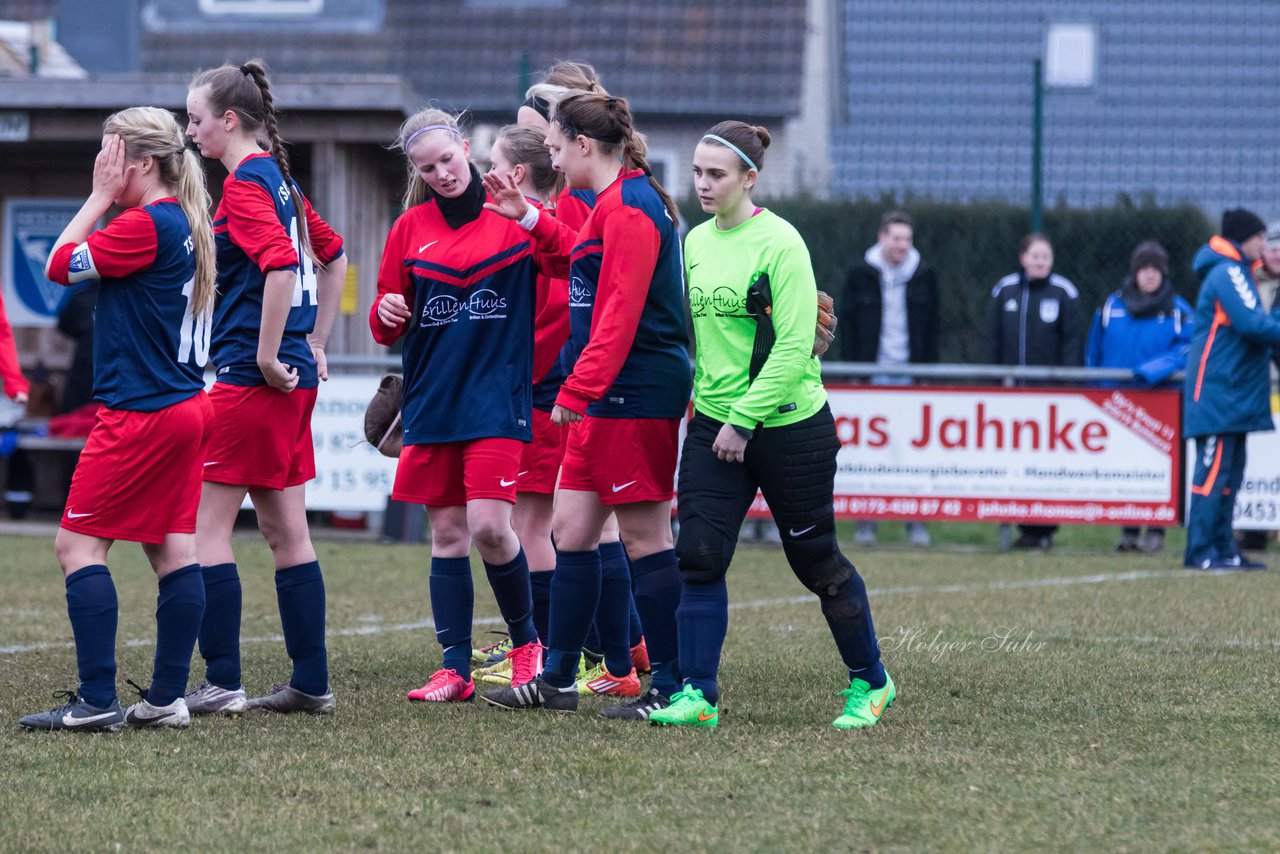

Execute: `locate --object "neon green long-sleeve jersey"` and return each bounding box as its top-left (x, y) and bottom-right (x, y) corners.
top-left (684, 209), bottom-right (826, 430)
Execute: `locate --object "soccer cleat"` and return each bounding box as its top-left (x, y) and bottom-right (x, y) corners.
top-left (648, 686), bottom-right (719, 727)
top-left (598, 687), bottom-right (670, 721)
top-left (18, 691), bottom-right (124, 733)
top-left (407, 669), bottom-right (475, 702)
top-left (506, 640), bottom-right (544, 688)
top-left (630, 638), bottom-right (651, 674)
top-left (184, 682), bottom-right (247, 716)
top-left (581, 666), bottom-right (642, 698)
top-left (483, 677), bottom-right (578, 712)
top-left (124, 697), bottom-right (191, 729)
top-left (832, 672), bottom-right (895, 729)
top-left (576, 660), bottom-right (605, 695)
top-left (1229, 554), bottom-right (1268, 571)
top-left (474, 657), bottom-right (512, 686)
top-left (471, 633), bottom-right (512, 667)
top-left (245, 683), bottom-right (336, 715)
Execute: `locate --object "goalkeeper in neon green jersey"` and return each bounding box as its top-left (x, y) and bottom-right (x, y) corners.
top-left (649, 121), bottom-right (894, 730)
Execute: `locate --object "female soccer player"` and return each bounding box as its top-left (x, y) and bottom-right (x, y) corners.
top-left (647, 121), bottom-right (893, 729)
top-left (481, 93), bottom-right (691, 718)
top-left (371, 108), bottom-right (549, 703)
top-left (184, 60), bottom-right (348, 716)
top-left (20, 108), bottom-right (216, 731)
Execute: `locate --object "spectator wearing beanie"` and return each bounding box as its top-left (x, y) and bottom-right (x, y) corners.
top-left (1183, 208), bottom-right (1280, 570)
top-left (1086, 240), bottom-right (1194, 554)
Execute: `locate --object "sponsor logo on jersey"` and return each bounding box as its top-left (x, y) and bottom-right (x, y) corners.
top-left (568, 276), bottom-right (593, 308)
top-left (422, 294), bottom-right (462, 326)
top-left (465, 288), bottom-right (508, 319)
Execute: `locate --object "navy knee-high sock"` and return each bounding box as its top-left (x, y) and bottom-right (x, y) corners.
top-left (274, 561), bottom-right (328, 696)
top-left (543, 549), bottom-right (601, 688)
top-left (677, 579), bottom-right (728, 705)
top-left (631, 549), bottom-right (682, 697)
top-left (149, 564), bottom-right (205, 706)
top-left (430, 556), bottom-right (474, 678)
top-left (198, 562), bottom-right (242, 690)
top-left (596, 541), bottom-right (635, 676)
top-left (64, 564), bottom-right (118, 708)
top-left (628, 594), bottom-right (644, 648)
top-left (482, 549), bottom-right (537, 647)
top-left (529, 569), bottom-right (554, 644)
top-left (822, 556), bottom-right (886, 688)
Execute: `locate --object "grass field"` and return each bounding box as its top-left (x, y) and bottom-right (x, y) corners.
top-left (2, 524), bottom-right (1279, 852)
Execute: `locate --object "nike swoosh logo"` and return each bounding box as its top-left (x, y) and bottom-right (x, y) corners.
top-left (66, 511), bottom-right (93, 519)
top-left (418, 240), bottom-right (439, 253)
top-left (516, 471), bottom-right (529, 477)
top-left (64, 710), bottom-right (116, 726)
top-left (203, 461), bottom-right (220, 467)
top-left (129, 711), bottom-right (175, 723)
top-left (869, 687), bottom-right (891, 717)
top-left (499, 478), bottom-right (517, 487)
top-left (789, 525), bottom-right (816, 537)
top-left (611, 481), bottom-right (637, 493)
top-left (697, 709), bottom-right (717, 722)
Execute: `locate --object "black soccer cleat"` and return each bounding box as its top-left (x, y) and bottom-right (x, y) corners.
top-left (483, 677), bottom-right (578, 712)
top-left (18, 691), bottom-right (124, 733)
top-left (597, 687), bottom-right (671, 721)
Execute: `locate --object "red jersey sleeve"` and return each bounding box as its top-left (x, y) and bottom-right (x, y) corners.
top-left (301, 194), bottom-right (345, 265)
top-left (370, 214), bottom-right (414, 347)
top-left (47, 207), bottom-right (158, 286)
top-left (555, 206), bottom-right (659, 414)
top-left (223, 177), bottom-right (298, 273)
top-left (527, 207), bottom-right (578, 279)
top-left (0, 288), bottom-right (28, 399)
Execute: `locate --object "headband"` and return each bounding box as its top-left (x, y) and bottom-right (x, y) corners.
top-left (522, 95), bottom-right (550, 121)
top-left (404, 124), bottom-right (462, 151)
top-left (702, 133), bottom-right (758, 172)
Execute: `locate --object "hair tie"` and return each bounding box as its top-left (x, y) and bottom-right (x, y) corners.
top-left (702, 133), bottom-right (758, 171)
top-left (403, 123), bottom-right (462, 151)
top-left (239, 64), bottom-right (252, 76)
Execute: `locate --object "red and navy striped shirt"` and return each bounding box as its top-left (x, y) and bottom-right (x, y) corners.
top-left (211, 152), bottom-right (344, 388)
top-left (371, 200), bottom-right (545, 445)
top-left (48, 198), bottom-right (205, 412)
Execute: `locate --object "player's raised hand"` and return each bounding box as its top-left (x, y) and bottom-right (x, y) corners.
top-left (260, 358), bottom-right (299, 393)
top-left (92, 134), bottom-right (132, 203)
top-left (481, 172), bottom-right (532, 221)
top-left (377, 293), bottom-right (412, 328)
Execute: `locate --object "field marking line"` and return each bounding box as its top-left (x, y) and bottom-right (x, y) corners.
top-left (0, 568), bottom-right (1243, 656)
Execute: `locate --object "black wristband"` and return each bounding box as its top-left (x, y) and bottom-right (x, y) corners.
top-left (731, 424), bottom-right (754, 441)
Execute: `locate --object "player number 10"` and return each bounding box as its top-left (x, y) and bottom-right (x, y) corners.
top-left (178, 276), bottom-right (211, 367)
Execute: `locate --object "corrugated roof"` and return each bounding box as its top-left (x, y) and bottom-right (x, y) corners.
top-left (139, 0), bottom-right (808, 118)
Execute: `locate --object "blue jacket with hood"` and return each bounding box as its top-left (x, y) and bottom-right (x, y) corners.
top-left (1086, 283), bottom-right (1194, 386)
top-left (1183, 236), bottom-right (1280, 437)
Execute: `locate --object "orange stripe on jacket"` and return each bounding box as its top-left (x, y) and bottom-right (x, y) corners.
top-left (1193, 303), bottom-right (1231, 402)
top-left (1209, 235), bottom-right (1242, 261)
top-left (1191, 440), bottom-right (1224, 496)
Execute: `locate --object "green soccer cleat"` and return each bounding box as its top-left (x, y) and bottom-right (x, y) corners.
top-left (648, 686), bottom-right (718, 728)
top-left (471, 633), bottom-right (512, 666)
top-left (832, 672), bottom-right (894, 730)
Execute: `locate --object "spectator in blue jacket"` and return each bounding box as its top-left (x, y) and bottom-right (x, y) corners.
top-left (1086, 240), bottom-right (1193, 554)
top-left (1183, 209), bottom-right (1280, 570)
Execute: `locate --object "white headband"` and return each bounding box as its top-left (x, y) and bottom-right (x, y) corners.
top-left (702, 133), bottom-right (758, 172)
top-left (404, 124), bottom-right (461, 151)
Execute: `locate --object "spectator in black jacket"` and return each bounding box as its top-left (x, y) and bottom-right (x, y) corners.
top-left (986, 233), bottom-right (1082, 551)
top-left (840, 210), bottom-right (940, 547)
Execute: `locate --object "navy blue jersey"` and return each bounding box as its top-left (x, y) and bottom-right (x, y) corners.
top-left (372, 200), bottom-right (538, 445)
top-left (48, 199), bottom-right (205, 412)
top-left (530, 169), bottom-right (692, 419)
top-left (211, 153), bottom-right (343, 389)
top-left (533, 187), bottom-right (596, 411)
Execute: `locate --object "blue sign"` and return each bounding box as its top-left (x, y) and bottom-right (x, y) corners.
top-left (2, 198), bottom-right (85, 327)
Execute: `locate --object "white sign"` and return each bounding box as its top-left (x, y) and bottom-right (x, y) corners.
top-left (307, 375), bottom-right (396, 511)
top-left (2, 198), bottom-right (84, 326)
top-left (800, 385), bottom-right (1181, 525)
top-left (1187, 403), bottom-right (1280, 531)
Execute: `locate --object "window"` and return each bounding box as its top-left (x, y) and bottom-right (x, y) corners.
top-left (143, 0), bottom-right (382, 32)
top-left (1045, 23), bottom-right (1097, 89)
top-left (198, 0), bottom-right (322, 13)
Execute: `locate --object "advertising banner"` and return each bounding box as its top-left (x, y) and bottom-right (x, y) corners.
top-left (2, 198), bottom-right (87, 326)
top-left (745, 385), bottom-right (1182, 526)
top-left (307, 375), bottom-right (396, 511)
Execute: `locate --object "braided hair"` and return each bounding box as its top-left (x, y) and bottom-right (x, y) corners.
top-left (189, 58), bottom-right (319, 266)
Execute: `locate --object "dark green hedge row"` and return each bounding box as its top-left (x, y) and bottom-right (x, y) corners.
top-left (679, 197), bottom-right (1213, 363)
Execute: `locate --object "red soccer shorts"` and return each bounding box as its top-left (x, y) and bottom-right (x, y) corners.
top-left (517, 407), bottom-right (569, 495)
top-left (393, 437), bottom-right (525, 507)
top-left (557, 416), bottom-right (679, 505)
top-left (202, 383), bottom-right (318, 491)
top-left (62, 392), bottom-right (214, 544)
